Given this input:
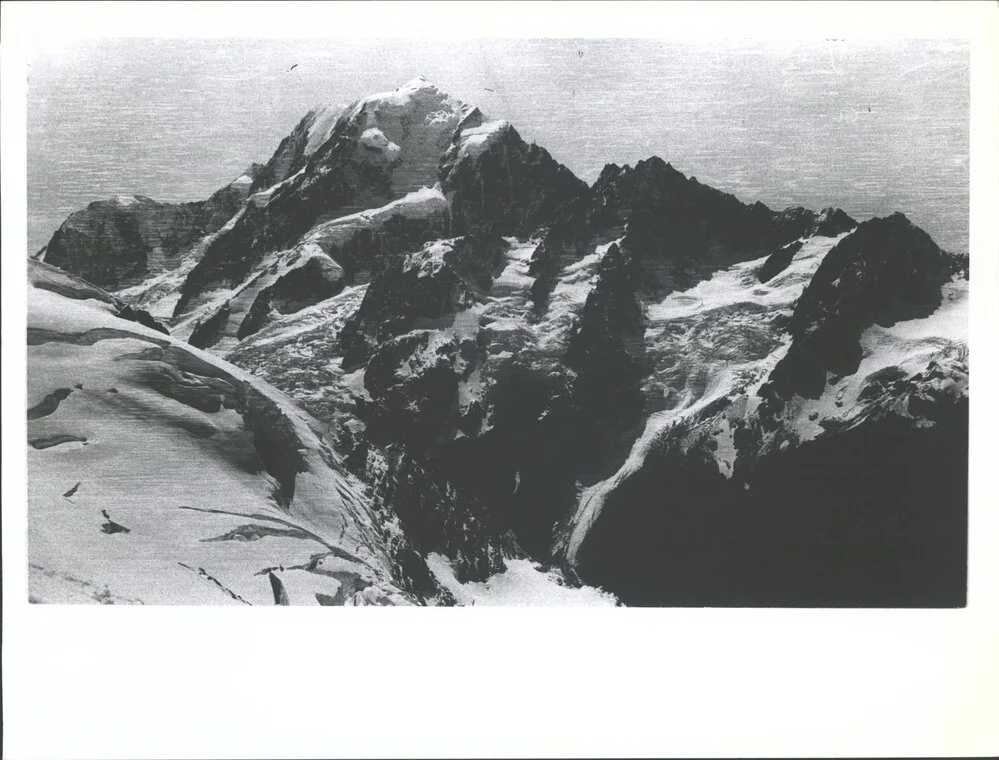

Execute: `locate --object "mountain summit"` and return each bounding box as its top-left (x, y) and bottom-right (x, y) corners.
top-left (29, 78), bottom-right (968, 606)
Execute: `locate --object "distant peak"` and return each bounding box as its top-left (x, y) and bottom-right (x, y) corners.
top-left (399, 75), bottom-right (437, 92)
top-left (108, 195), bottom-right (142, 208)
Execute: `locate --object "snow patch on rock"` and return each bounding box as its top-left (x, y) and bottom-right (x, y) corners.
top-left (786, 277), bottom-right (968, 442)
top-left (426, 553), bottom-right (617, 606)
top-left (303, 103), bottom-right (346, 155)
top-left (453, 119), bottom-right (512, 161)
top-left (536, 238), bottom-right (620, 352)
top-left (359, 126), bottom-right (401, 157)
top-left (305, 185), bottom-right (447, 252)
top-left (403, 240), bottom-right (453, 278)
top-left (344, 76), bottom-right (471, 195)
top-left (249, 168), bottom-right (306, 208)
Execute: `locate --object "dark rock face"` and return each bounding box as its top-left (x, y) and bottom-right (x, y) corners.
top-left (771, 205), bottom-right (856, 243)
top-left (766, 213), bottom-right (950, 400)
top-left (363, 331), bottom-right (462, 449)
top-left (946, 250), bottom-right (970, 279)
top-left (338, 235), bottom-right (506, 368)
top-left (176, 133), bottom-right (395, 316)
top-left (590, 158), bottom-right (775, 298)
top-left (532, 159), bottom-right (856, 309)
top-left (322, 212), bottom-right (453, 284)
top-left (369, 448), bottom-right (505, 583)
top-left (236, 256), bottom-right (346, 340)
top-left (188, 302), bottom-right (232, 350)
top-left (758, 240), bottom-right (804, 283)
top-left (440, 121), bottom-right (588, 237)
top-left (528, 159), bottom-right (852, 313)
top-left (114, 303), bottom-right (170, 335)
top-left (44, 197), bottom-right (201, 290)
top-left (201, 168), bottom-right (265, 233)
top-left (429, 364), bottom-right (581, 560)
top-left (575, 398), bottom-right (968, 607)
top-left (43, 171), bottom-right (261, 291)
top-left (564, 243), bottom-right (649, 465)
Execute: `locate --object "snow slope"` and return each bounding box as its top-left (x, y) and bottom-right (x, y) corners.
top-left (345, 76), bottom-right (472, 195)
top-left (450, 119), bottom-right (513, 161)
top-left (27, 269), bottom-right (418, 605)
top-left (303, 102), bottom-right (346, 155)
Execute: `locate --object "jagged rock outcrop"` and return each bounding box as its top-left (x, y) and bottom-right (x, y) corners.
top-left (440, 117), bottom-right (588, 236)
top-left (563, 242), bottom-right (650, 471)
top-left (338, 235), bottom-right (507, 366)
top-left (530, 157), bottom-right (856, 310)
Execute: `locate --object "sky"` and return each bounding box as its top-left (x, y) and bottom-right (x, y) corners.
top-left (27, 38), bottom-right (969, 253)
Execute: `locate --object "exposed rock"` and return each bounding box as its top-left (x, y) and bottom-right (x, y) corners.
top-left (188, 301), bottom-right (232, 350)
top-left (758, 240), bottom-right (804, 283)
top-left (249, 105), bottom-right (342, 193)
top-left (27, 388), bottom-right (75, 420)
top-left (440, 120), bottom-right (587, 237)
top-left (766, 213), bottom-right (950, 400)
top-left (43, 170), bottom-right (261, 290)
top-left (113, 303), bottom-right (170, 335)
top-left (32, 77), bottom-right (967, 607)
top-left (174, 78), bottom-right (470, 317)
top-left (564, 242), bottom-right (649, 463)
top-left (338, 235), bottom-right (506, 368)
top-left (575, 397), bottom-right (967, 607)
top-left (268, 571), bottom-right (290, 605)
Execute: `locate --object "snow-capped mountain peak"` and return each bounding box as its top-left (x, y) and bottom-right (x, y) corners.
top-left (30, 75), bottom-right (969, 608)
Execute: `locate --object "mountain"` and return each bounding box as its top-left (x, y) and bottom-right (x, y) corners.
top-left (30, 77), bottom-right (968, 606)
top-left (38, 169), bottom-right (264, 289)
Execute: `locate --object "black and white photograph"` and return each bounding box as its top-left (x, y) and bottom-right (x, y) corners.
top-left (20, 35), bottom-right (973, 608)
top-left (3, 1), bottom-right (998, 757)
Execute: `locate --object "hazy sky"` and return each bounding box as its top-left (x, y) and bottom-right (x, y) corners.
top-left (27, 38), bottom-right (969, 252)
